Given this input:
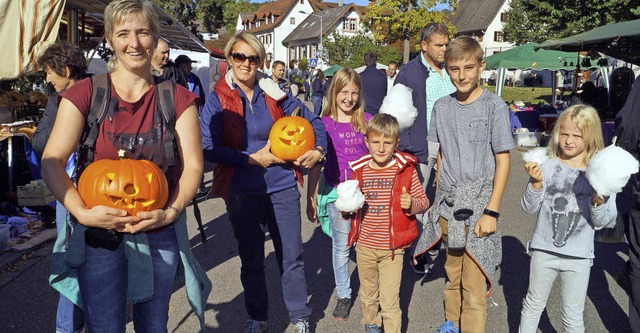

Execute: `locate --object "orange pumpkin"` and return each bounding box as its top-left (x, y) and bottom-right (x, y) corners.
top-left (78, 151), bottom-right (169, 216)
top-left (269, 114), bottom-right (315, 161)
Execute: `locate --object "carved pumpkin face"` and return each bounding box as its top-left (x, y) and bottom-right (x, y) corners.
top-left (78, 158), bottom-right (169, 216)
top-left (268, 116), bottom-right (315, 161)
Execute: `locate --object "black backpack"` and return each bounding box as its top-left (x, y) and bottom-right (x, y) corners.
top-left (78, 74), bottom-right (206, 248)
top-left (77, 74), bottom-right (176, 175)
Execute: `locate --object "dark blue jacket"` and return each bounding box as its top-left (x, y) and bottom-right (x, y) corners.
top-left (200, 73), bottom-right (327, 195)
top-left (360, 64), bottom-right (387, 115)
top-left (394, 56), bottom-right (430, 163)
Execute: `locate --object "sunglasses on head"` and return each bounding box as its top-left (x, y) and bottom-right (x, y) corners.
top-left (421, 23), bottom-right (446, 41)
top-left (231, 52), bottom-right (260, 65)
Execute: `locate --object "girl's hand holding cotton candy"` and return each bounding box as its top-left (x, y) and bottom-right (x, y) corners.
top-left (586, 145), bottom-right (640, 197)
top-left (334, 180), bottom-right (365, 213)
top-left (522, 147), bottom-right (549, 165)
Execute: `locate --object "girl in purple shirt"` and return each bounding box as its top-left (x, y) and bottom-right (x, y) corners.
top-left (307, 68), bottom-right (372, 321)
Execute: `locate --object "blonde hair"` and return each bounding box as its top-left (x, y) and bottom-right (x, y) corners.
top-left (366, 113), bottom-right (400, 140)
top-left (224, 32), bottom-right (265, 68)
top-left (104, 0), bottom-right (159, 71)
top-left (445, 36), bottom-right (484, 63)
top-left (322, 68), bottom-right (367, 133)
top-left (548, 104), bottom-right (604, 164)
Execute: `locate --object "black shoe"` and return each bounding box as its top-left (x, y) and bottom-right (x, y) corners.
top-left (411, 255), bottom-right (431, 275)
top-left (332, 297), bottom-right (353, 320)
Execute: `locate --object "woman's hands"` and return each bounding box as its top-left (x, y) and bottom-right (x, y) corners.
top-left (76, 206), bottom-right (177, 234)
top-left (294, 149), bottom-right (323, 169)
top-left (249, 140), bottom-right (285, 167)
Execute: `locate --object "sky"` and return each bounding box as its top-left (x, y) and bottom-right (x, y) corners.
top-left (249, 0), bottom-right (452, 9)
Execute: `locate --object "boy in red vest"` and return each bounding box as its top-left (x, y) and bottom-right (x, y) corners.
top-left (346, 113), bottom-right (429, 333)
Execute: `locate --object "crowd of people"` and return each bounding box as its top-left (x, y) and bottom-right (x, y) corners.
top-left (26, 0), bottom-right (640, 333)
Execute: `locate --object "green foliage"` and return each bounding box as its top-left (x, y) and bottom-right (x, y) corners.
top-left (323, 33), bottom-right (402, 69)
top-left (363, 0), bottom-right (458, 44)
top-left (222, 0), bottom-right (261, 33)
top-left (152, 0), bottom-right (202, 39)
top-left (298, 58), bottom-right (310, 73)
top-left (503, 0), bottom-right (640, 44)
top-left (198, 0), bottom-right (233, 33)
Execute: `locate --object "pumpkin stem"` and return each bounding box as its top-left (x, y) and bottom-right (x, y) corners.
top-left (291, 107), bottom-right (300, 117)
top-left (118, 149), bottom-right (128, 160)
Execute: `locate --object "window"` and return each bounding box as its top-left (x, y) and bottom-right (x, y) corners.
top-left (260, 36), bottom-right (264, 43)
top-left (500, 13), bottom-right (507, 22)
top-left (267, 34), bottom-right (272, 44)
top-left (494, 31), bottom-right (504, 42)
top-left (290, 17), bottom-right (295, 25)
top-left (343, 19), bottom-right (357, 31)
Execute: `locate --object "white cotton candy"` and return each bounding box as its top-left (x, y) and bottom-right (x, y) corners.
top-left (379, 84), bottom-right (417, 131)
top-left (334, 180), bottom-right (365, 213)
top-left (522, 147), bottom-right (550, 165)
top-left (586, 145), bottom-right (640, 197)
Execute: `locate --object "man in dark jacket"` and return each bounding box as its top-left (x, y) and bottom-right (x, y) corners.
top-left (360, 51), bottom-right (387, 115)
top-left (394, 23), bottom-right (455, 275)
top-left (175, 54), bottom-right (206, 107)
top-left (151, 38), bottom-right (189, 88)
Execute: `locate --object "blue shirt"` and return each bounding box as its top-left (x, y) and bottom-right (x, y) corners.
top-left (420, 53), bottom-right (456, 129)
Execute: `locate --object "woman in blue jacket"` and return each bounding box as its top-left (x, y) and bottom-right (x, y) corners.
top-left (200, 32), bottom-right (327, 333)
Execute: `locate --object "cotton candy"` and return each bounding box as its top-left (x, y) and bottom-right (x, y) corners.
top-left (522, 147), bottom-right (549, 165)
top-left (586, 145), bottom-right (639, 197)
top-left (379, 84), bottom-right (417, 131)
top-left (334, 180), bottom-right (365, 213)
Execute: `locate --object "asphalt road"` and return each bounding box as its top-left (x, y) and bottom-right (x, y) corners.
top-left (0, 146), bottom-right (631, 333)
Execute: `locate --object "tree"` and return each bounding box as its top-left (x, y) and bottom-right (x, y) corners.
top-left (198, 0), bottom-right (235, 33)
top-left (503, 0), bottom-right (640, 44)
top-left (152, 0), bottom-right (202, 38)
top-left (323, 33), bottom-right (402, 69)
top-left (364, 0), bottom-right (458, 63)
top-left (223, 0), bottom-right (262, 33)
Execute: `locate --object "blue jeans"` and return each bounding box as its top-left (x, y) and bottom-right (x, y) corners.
top-left (326, 202), bottom-right (352, 299)
top-left (227, 186), bottom-right (312, 324)
top-left (77, 226), bottom-right (179, 333)
top-left (312, 95), bottom-right (323, 115)
top-left (519, 250), bottom-right (592, 333)
top-left (55, 202), bottom-right (84, 333)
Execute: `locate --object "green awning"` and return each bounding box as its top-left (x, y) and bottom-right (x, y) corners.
top-left (484, 43), bottom-right (583, 71)
top-left (537, 19), bottom-right (640, 65)
top-left (323, 64), bottom-right (343, 77)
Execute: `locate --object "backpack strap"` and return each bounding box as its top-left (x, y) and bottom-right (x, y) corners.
top-left (155, 78), bottom-right (176, 166)
top-left (78, 74), bottom-right (117, 174)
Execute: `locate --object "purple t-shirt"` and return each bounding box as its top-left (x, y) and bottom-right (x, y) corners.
top-left (322, 112), bottom-right (373, 187)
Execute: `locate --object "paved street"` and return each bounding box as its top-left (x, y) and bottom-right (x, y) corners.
top-left (0, 145), bottom-right (631, 332)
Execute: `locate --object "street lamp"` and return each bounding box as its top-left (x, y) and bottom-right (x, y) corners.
top-left (299, 10), bottom-right (322, 68)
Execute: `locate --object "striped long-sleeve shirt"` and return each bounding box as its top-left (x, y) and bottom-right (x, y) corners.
top-left (358, 161), bottom-right (428, 250)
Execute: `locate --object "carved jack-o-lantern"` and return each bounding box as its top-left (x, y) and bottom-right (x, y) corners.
top-left (78, 151), bottom-right (169, 216)
top-left (269, 112), bottom-right (315, 161)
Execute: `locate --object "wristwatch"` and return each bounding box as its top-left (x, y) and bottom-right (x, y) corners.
top-left (315, 146), bottom-right (326, 162)
top-left (483, 208), bottom-right (500, 219)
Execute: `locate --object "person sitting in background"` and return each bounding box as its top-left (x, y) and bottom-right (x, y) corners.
top-left (32, 40), bottom-right (87, 333)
